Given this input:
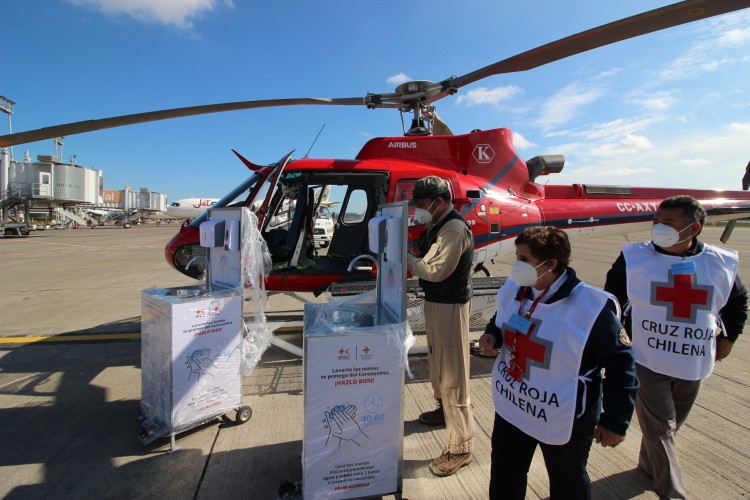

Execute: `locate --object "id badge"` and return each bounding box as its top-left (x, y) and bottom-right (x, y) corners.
top-left (508, 313), bottom-right (532, 334)
top-left (672, 261), bottom-right (695, 275)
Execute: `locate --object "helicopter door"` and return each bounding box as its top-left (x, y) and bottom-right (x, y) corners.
top-left (251, 150), bottom-right (294, 229)
top-left (288, 187), bottom-right (315, 268)
top-left (327, 187), bottom-right (371, 260)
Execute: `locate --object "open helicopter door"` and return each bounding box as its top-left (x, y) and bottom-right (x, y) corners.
top-left (251, 151), bottom-right (294, 230)
top-left (288, 186), bottom-right (315, 268)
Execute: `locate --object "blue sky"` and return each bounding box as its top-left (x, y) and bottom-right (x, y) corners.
top-left (3, 0), bottom-right (749, 202)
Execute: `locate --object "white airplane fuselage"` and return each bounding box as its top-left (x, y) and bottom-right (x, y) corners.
top-left (166, 198), bottom-right (219, 219)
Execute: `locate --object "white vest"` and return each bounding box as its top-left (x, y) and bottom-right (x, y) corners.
top-left (622, 242), bottom-right (738, 380)
top-left (491, 278), bottom-right (611, 445)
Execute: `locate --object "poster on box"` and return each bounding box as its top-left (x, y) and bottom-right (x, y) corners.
top-left (304, 333), bottom-right (403, 500)
top-left (170, 295), bottom-right (242, 428)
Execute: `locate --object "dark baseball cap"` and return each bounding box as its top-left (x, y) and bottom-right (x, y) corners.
top-left (412, 176), bottom-right (449, 202)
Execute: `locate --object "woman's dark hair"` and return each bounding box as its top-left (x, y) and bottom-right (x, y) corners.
top-left (515, 226), bottom-right (571, 271)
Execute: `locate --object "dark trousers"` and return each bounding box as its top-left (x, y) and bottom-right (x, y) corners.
top-left (635, 364), bottom-right (700, 500)
top-left (490, 413), bottom-right (593, 500)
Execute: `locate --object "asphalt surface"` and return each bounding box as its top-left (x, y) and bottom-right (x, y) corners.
top-left (1, 224), bottom-right (749, 499)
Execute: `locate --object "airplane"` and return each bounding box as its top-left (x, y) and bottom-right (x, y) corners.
top-left (2, 0), bottom-right (750, 294)
top-left (165, 197), bottom-right (220, 219)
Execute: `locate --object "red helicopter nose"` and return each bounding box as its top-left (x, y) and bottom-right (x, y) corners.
top-left (165, 221), bottom-right (205, 279)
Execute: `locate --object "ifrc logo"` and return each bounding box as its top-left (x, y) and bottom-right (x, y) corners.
top-left (473, 144), bottom-right (495, 163)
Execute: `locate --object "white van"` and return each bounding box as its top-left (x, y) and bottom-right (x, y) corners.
top-left (313, 207), bottom-right (334, 248)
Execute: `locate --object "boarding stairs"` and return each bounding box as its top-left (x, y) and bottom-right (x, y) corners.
top-left (0, 186), bottom-right (27, 211)
top-left (55, 207), bottom-right (91, 227)
top-left (119, 209), bottom-right (146, 226)
top-left (86, 209), bottom-right (120, 226)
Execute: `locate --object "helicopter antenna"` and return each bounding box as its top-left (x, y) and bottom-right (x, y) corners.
top-left (303, 124), bottom-right (325, 159)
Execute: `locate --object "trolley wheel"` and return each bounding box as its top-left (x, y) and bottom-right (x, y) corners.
top-left (236, 406), bottom-right (252, 424)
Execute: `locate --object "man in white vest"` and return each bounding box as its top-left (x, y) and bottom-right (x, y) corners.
top-left (605, 195), bottom-right (748, 499)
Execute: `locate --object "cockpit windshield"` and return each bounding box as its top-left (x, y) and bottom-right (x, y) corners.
top-left (188, 171), bottom-right (262, 229)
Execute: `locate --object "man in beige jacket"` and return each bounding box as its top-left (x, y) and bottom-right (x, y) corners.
top-left (407, 176), bottom-right (476, 477)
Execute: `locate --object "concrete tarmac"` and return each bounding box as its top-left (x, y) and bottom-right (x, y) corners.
top-left (1, 224), bottom-right (749, 499)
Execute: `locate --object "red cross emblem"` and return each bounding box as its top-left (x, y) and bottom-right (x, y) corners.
top-left (652, 271), bottom-right (713, 323)
top-left (362, 346), bottom-right (370, 354)
top-left (501, 318), bottom-right (553, 381)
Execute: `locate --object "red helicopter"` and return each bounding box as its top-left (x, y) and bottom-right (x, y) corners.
top-left (2, 0), bottom-right (750, 294)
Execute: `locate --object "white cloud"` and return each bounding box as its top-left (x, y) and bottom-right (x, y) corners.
top-left (536, 83), bottom-right (603, 131)
top-left (730, 122), bottom-right (750, 133)
top-left (512, 132), bottom-right (536, 150)
top-left (455, 86), bottom-right (522, 107)
top-left (66, 0), bottom-right (233, 30)
top-left (555, 164), bottom-right (654, 182)
top-left (386, 73), bottom-right (412, 87)
top-left (629, 90), bottom-right (676, 111)
top-left (716, 26), bottom-right (750, 46)
top-left (659, 11), bottom-right (750, 81)
top-left (544, 129), bottom-right (574, 139)
top-left (589, 133), bottom-right (653, 157)
top-left (549, 122), bottom-right (750, 190)
top-left (569, 116), bottom-right (659, 142)
top-left (680, 158), bottom-right (711, 166)
top-left (596, 68), bottom-right (622, 79)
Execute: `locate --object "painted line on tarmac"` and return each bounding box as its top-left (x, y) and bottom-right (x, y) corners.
top-left (3, 327), bottom-right (307, 343)
top-left (0, 333), bottom-right (141, 344)
top-left (3, 240), bottom-right (164, 257)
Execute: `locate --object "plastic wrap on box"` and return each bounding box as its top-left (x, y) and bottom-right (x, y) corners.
top-left (240, 208), bottom-right (273, 376)
top-left (302, 290), bottom-right (414, 499)
top-left (140, 287), bottom-right (243, 441)
top-left (306, 290), bottom-right (415, 377)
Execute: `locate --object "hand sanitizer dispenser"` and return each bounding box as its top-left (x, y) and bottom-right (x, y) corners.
top-left (225, 219), bottom-right (240, 251)
top-left (199, 220), bottom-right (225, 248)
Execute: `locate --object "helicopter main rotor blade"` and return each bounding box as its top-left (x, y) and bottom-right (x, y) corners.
top-left (440, 0), bottom-right (750, 98)
top-left (2, 0), bottom-right (748, 147)
top-left (0, 97), bottom-right (391, 147)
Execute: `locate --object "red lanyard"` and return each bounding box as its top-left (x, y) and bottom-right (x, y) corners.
top-left (507, 286), bottom-right (551, 382)
top-left (517, 286), bottom-right (550, 319)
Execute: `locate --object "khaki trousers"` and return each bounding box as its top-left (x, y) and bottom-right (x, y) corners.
top-left (635, 363), bottom-right (701, 500)
top-left (424, 300), bottom-right (475, 454)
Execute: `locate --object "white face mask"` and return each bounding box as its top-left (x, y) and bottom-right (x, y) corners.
top-left (413, 200), bottom-right (436, 225)
top-left (511, 259), bottom-right (549, 287)
top-left (651, 223), bottom-right (693, 248)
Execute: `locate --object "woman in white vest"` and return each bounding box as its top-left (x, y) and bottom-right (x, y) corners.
top-left (604, 195), bottom-right (748, 499)
top-left (478, 226), bottom-right (638, 500)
